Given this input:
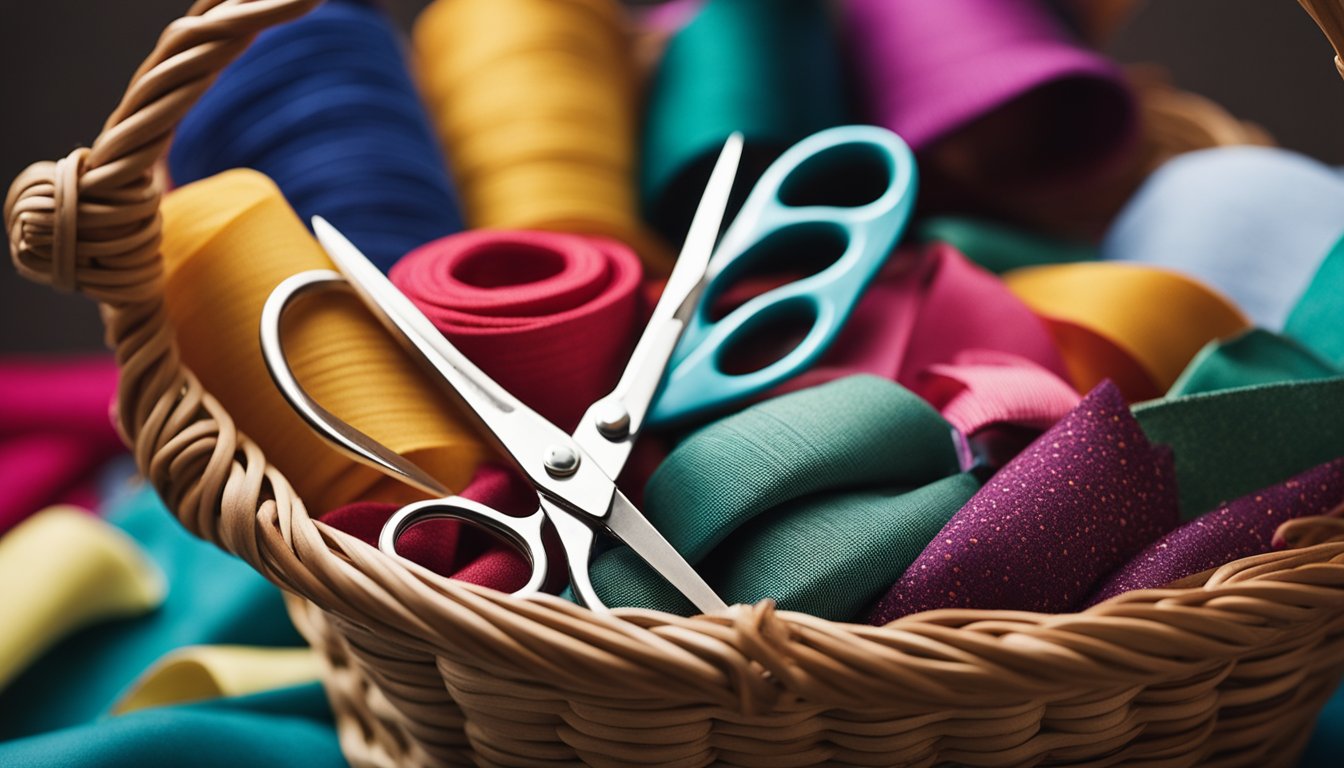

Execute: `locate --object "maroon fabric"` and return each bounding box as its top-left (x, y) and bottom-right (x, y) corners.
top-left (322, 464), bottom-right (539, 591)
top-left (868, 381), bottom-right (1178, 623)
top-left (1087, 458), bottom-right (1344, 605)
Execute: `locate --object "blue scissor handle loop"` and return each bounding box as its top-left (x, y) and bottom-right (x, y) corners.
top-left (649, 125), bottom-right (918, 425)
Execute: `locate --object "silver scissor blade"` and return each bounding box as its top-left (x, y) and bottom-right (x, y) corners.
top-left (310, 217), bottom-right (576, 486)
top-left (604, 489), bottom-right (728, 614)
top-left (571, 133), bottom-right (743, 479)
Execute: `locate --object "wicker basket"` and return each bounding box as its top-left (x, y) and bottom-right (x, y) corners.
top-left (9, 1), bottom-right (1344, 765)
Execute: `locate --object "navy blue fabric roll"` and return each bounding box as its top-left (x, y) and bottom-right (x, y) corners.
top-left (169, 0), bottom-right (463, 272)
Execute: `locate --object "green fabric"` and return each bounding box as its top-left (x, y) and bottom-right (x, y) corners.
top-left (1134, 376), bottom-right (1344, 520)
top-left (1167, 329), bottom-right (1339, 397)
top-left (0, 483), bottom-right (302, 739)
top-left (0, 683), bottom-right (344, 768)
top-left (640, 0), bottom-right (847, 240)
top-left (584, 375), bottom-right (967, 616)
top-left (1285, 231), bottom-right (1344, 366)
top-left (915, 215), bottom-right (1098, 274)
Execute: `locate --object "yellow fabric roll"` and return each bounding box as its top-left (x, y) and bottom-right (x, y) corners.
top-left (112, 646), bottom-right (322, 715)
top-left (0, 507), bottom-right (165, 691)
top-left (160, 169), bottom-right (489, 512)
top-left (414, 0), bottom-right (670, 270)
top-left (1005, 262), bottom-right (1251, 397)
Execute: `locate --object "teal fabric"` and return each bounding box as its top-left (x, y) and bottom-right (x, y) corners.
top-left (0, 683), bottom-right (344, 768)
top-left (1167, 329), bottom-right (1339, 397)
top-left (0, 483), bottom-right (302, 739)
top-left (1134, 377), bottom-right (1344, 520)
top-left (583, 376), bottom-right (967, 616)
top-left (915, 215), bottom-right (1097, 274)
top-left (640, 0), bottom-right (847, 241)
top-left (1285, 230), bottom-right (1344, 367)
top-left (1304, 681), bottom-right (1344, 767)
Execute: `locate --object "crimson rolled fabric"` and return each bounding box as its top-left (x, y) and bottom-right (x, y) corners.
top-left (389, 230), bottom-right (643, 431)
top-left (869, 381), bottom-right (1179, 623)
top-left (1088, 459), bottom-right (1344, 605)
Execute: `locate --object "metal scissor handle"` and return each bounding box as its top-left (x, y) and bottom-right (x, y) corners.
top-left (648, 125), bottom-right (918, 425)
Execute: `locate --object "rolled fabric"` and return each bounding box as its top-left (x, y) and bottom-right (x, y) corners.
top-left (1286, 228), bottom-right (1344, 366)
top-left (389, 231), bottom-right (642, 431)
top-left (1134, 376), bottom-right (1344, 519)
top-left (0, 485), bottom-right (302, 740)
top-left (169, 0), bottom-right (463, 272)
top-left (1088, 459), bottom-right (1344, 605)
top-left (0, 685), bottom-right (345, 768)
top-left (869, 381), bottom-right (1179, 623)
top-left (1168, 330), bottom-right (1339, 397)
top-left (583, 376), bottom-right (966, 616)
top-left (1004, 262), bottom-right (1250, 401)
top-left (414, 0), bottom-right (667, 269)
top-left (0, 507), bottom-right (165, 692)
top-left (159, 169), bottom-right (489, 512)
top-left (841, 0), bottom-right (1135, 170)
top-left (112, 646), bottom-right (322, 715)
top-left (641, 0), bottom-right (847, 242)
top-left (1102, 147), bottom-right (1344, 330)
top-left (915, 216), bottom-right (1097, 275)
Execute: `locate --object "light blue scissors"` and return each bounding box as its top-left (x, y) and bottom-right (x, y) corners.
top-left (648, 124), bottom-right (918, 424)
top-left (259, 136), bottom-right (745, 613)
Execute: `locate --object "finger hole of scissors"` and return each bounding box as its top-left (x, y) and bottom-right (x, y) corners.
top-left (714, 296), bottom-right (820, 377)
top-left (776, 141), bottom-right (894, 209)
top-left (704, 223), bottom-right (848, 322)
top-left (380, 501), bottom-right (547, 595)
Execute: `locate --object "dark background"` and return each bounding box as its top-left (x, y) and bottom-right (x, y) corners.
top-left (2, 0), bottom-right (1341, 353)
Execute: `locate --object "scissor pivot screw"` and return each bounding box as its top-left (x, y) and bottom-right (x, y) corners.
top-left (594, 402), bottom-right (631, 439)
top-left (543, 445), bottom-right (581, 477)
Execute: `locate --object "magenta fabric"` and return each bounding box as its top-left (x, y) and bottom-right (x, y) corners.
top-left (775, 244), bottom-right (1071, 436)
top-left (868, 381), bottom-right (1178, 623)
top-left (322, 463), bottom-right (541, 592)
top-left (841, 0), bottom-right (1134, 156)
top-left (1087, 459), bottom-right (1344, 605)
top-left (0, 357), bottom-right (123, 534)
top-left (390, 230), bottom-right (643, 432)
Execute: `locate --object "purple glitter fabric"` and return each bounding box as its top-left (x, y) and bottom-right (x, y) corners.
top-left (868, 381), bottom-right (1178, 624)
top-left (1087, 458), bottom-right (1344, 605)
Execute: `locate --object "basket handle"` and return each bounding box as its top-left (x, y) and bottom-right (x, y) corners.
top-left (1300, 0), bottom-right (1344, 78)
top-left (3, 0), bottom-right (321, 575)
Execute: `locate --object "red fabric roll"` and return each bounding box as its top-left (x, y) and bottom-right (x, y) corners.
top-left (389, 230), bottom-right (644, 431)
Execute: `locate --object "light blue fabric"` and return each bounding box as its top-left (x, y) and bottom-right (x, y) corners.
top-left (1102, 146), bottom-right (1344, 329)
top-left (0, 482), bottom-right (302, 739)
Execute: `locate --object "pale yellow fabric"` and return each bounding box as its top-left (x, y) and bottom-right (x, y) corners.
top-left (160, 169), bottom-right (490, 512)
top-left (112, 646), bottom-right (322, 715)
top-left (413, 0), bottom-right (671, 269)
top-left (0, 507), bottom-right (165, 691)
top-left (1005, 262), bottom-right (1251, 397)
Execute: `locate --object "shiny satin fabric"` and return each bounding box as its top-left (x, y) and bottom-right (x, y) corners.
top-left (159, 169), bottom-right (489, 512)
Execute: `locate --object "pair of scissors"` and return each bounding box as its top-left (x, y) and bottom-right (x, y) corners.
top-left (647, 125), bottom-right (918, 425)
top-left (259, 136), bottom-right (745, 614)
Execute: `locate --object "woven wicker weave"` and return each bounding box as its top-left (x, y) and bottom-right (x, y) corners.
top-left (9, 1), bottom-right (1344, 765)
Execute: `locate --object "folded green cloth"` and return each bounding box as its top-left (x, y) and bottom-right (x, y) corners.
top-left (584, 375), bottom-right (973, 618)
top-left (1168, 329), bottom-right (1338, 397)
